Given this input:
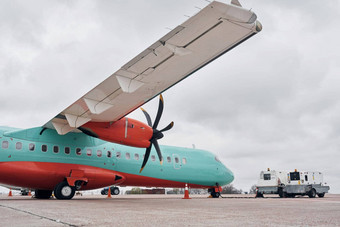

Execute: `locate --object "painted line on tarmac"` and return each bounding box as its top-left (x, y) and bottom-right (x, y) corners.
top-left (0, 204), bottom-right (77, 227)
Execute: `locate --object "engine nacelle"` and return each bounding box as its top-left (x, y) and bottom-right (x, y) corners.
top-left (80, 118), bottom-right (153, 148)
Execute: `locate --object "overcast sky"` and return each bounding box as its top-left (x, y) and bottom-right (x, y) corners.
top-left (1, 0), bottom-right (340, 193)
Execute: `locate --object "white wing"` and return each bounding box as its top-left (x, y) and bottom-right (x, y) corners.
top-left (44, 1), bottom-right (262, 135)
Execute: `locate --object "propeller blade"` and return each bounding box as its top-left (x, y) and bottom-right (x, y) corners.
top-left (141, 108), bottom-right (152, 127)
top-left (152, 139), bottom-right (163, 165)
top-left (160, 121), bottom-right (174, 133)
top-left (153, 94), bottom-right (164, 129)
top-left (140, 146), bottom-right (152, 173)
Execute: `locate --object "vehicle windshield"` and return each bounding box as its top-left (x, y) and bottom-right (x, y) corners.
top-left (290, 172), bottom-right (300, 181)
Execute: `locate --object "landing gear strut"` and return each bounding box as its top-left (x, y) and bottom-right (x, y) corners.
top-left (54, 181), bottom-right (76, 200)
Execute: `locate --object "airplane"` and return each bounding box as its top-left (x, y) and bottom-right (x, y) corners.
top-left (0, 1), bottom-right (261, 200)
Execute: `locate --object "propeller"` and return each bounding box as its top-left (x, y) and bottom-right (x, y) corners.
top-left (139, 94), bottom-right (174, 173)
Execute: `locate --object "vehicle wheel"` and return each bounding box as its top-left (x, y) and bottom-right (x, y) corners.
top-left (308, 189), bottom-right (316, 198)
top-left (318, 193), bottom-right (325, 198)
top-left (112, 187), bottom-right (120, 195)
top-left (278, 189), bottom-right (284, 198)
top-left (35, 189), bottom-right (52, 199)
top-left (54, 181), bottom-right (75, 200)
top-left (256, 192), bottom-right (264, 198)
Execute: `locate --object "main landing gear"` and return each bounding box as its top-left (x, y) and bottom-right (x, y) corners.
top-left (34, 189), bottom-right (52, 199)
top-left (54, 181), bottom-right (76, 200)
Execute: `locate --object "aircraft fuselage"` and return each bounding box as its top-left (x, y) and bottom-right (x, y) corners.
top-left (0, 126), bottom-right (234, 192)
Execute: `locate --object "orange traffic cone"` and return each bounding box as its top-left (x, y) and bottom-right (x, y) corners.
top-left (107, 187), bottom-right (112, 198)
top-left (8, 189), bottom-right (12, 197)
top-left (28, 190), bottom-right (32, 196)
top-left (182, 184), bottom-right (191, 199)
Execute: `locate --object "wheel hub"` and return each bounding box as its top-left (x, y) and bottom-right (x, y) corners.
top-left (61, 186), bottom-right (72, 197)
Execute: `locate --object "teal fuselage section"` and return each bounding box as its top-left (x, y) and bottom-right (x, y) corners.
top-left (0, 126), bottom-right (233, 188)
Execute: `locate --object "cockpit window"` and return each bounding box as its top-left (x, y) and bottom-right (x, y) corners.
top-left (215, 156), bottom-right (221, 163)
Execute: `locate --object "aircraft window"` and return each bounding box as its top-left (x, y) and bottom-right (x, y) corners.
top-left (42, 145), bottom-right (47, 152)
top-left (116, 152), bottom-right (121, 159)
top-left (175, 157), bottom-right (179, 163)
top-left (107, 150), bottom-right (112, 158)
top-left (167, 156), bottom-right (171, 163)
top-left (76, 148), bottom-right (82, 155)
top-left (97, 150), bottom-right (102, 157)
top-left (16, 142), bottom-right (22, 150)
top-left (134, 153), bottom-right (139, 160)
top-left (151, 155), bottom-right (155, 162)
top-left (182, 158), bottom-right (187, 165)
top-left (87, 149), bottom-right (92, 156)
top-left (126, 152), bottom-right (131, 160)
top-left (29, 143), bottom-right (35, 151)
top-left (215, 156), bottom-right (221, 163)
top-left (53, 146), bottom-right (59, 153)
top-left (2, 141), bottom-right (9, 149)
top-left (64, 147), bottom-right (70, 154)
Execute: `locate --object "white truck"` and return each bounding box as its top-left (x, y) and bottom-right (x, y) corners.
top-left (256, 169), bottom-right (330, 198)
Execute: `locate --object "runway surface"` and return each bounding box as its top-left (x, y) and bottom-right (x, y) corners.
top-left (1, 194), bottom-right (340, 226)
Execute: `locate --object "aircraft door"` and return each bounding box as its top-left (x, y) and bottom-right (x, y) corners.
top-left (172, 154), bottom-right (181, 169)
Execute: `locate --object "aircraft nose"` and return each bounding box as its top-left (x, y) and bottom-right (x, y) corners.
top-left (218, 164), bottom-right (234, 186)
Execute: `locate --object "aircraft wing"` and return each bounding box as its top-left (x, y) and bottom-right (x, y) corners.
top-left (44, 1), bottom-right (262, 135)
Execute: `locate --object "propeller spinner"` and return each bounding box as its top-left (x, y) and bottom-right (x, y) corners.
top-left (139, 94), bottom-right (174, 173)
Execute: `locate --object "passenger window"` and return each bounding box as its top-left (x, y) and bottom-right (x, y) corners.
top-left (42, 145), bottom-right (47, 152)
top-left (116, 151), bottom-right (121, 159)
top-left (87, 149), bottom-right (92, 156)
top-left (97, 150), bottom-right (102, 157)
top-left (2, 141), bottom-right (9, 149)
top-left (16, 142), bottom-right (22, 150)
top-left (175, 157), bottom-right (179, 163)
top-left (305, 175), bottom-right (308, 181)
top-left (134, 153), bottom-right (139, 160)
top-left (76, 148), bottom-right (81, 155)
top-left (53, 146), bottom-right (59, 153)
top-left (29, 143), bottom-right (35, 151)
top-left (182, 158), bottom-right (187, 165)
top-left (167, 156), bottom-right (171, 163)
top-left (126, 152), bottom-right (130, 160)
top-left (64, 147), bottom-right (70, 154)
top-left (107, 151), bottom-right (112, 158)
top-left (151, 155), bottom-right (156, 162)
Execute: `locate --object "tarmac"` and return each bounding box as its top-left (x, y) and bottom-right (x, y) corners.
top-left (1, 194), bottom-right (340, 226)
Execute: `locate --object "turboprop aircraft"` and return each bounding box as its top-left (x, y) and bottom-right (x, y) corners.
top-left (0, 1), bottom-right (261, 199)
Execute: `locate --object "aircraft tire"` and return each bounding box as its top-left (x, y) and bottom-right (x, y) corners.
top-left (211, 191), bottom-right (220, 198)
top-left (112, 187), bottom-right (120, 195)
top-left (54, 181), bottom-right (76, 200)
top-left (35, 189), bottom-right (52, 199)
